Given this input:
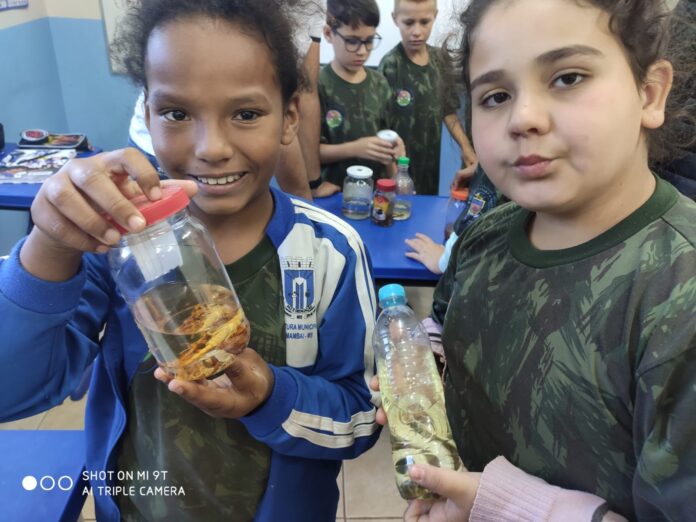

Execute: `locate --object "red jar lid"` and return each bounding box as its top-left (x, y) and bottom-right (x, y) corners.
top-left (450, 188), bottom-right (470, 201)
top-left (376, 179), bottom-right (396, 192)
top-left (109, 186), bottom-right (190, 233)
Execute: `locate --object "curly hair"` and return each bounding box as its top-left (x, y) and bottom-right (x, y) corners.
top-left (452, 0), bottom-right (696, 165)
top-left (111, 0), bottom-right (305, 105)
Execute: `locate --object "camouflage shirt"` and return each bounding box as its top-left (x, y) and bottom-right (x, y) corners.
top-left (116, 236), bottom-right (286, 522)
top-left (319, 64), bottom-right (393, 186)
top-left (378, 43), bottom-right (459, 195)
top-left (432, 178), bottom-right (696, 520)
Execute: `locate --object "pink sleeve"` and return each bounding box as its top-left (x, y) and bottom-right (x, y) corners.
top-left (421, 316), bottom-right (444, 360)
top-left (469, 456), bottom-right (626, 521)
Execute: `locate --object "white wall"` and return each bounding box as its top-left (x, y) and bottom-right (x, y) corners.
top-left (319, 0), bottom-right (464, 66)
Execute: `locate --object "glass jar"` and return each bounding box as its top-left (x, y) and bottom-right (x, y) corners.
top-left (108, 186), bottom-right (250, 381)
top-left (444, 187), bottom-right (469, 241)
top-left (371, 178), bottom-right (396, 227)
top-left (342, 165), bottom-right (373, 220)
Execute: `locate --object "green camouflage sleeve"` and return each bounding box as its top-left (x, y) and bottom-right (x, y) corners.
top-left (376, 72), bottom-right (395, 131)
top-left (632, 278), bottom-right (696, 519)
top-left (378, 54), bottom-right (397, 88)
top-left (431, 203), bottom-right (517, 325)
top-left (431, 241), bottom-right (458, 325)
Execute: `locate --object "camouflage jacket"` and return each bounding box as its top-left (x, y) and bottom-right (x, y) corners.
top-left (319, 64), bottom-right (393, 185)
top-left (433, 178), bottom-right (696, 520)
top-left (379, 43), bottom-right (459, 195)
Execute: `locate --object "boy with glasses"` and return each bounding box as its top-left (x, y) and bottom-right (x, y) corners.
top-left (379, 0), bottom-right (477, 195)
top-left (318, 0), bottom-right (405, 194)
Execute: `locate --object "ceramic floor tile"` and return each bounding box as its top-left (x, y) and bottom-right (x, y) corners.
top-left (343, 429), bottom-right (407, 519)
top-left (404, 286), bottom-right (435, 319)
top-left (0, 410), bottom-right (47, 430)
top-left (37, 396), bottom-right (87, 430)
top-left (337, 465), bottom-right (345, 518)
top-left (80, 491), bottom-right (95, 520)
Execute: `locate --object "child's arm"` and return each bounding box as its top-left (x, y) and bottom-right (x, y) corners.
top-left (0, 245), bottom-right (112, 420)
top-left (320, 137), bottom-right (398, 166)
top-left (0, 150), bottom-right (196, 421)
top-left (404, 232), bottom-right (445, 274)
top-left (239, 213), bottom-right (380, 460)
top-left (403, 459), bottom-right (628, 522)
top-left (444, 113), bottom-right (477, 167)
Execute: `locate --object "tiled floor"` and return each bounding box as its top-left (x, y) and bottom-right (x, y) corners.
top-left (0, 286), bottom-right (435, 522)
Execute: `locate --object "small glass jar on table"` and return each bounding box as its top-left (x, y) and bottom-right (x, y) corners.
top-left (342, 165), bottom-right (374, 220)
top-left (371, 178), bottom-right (396, 227)
top-left (108, 186), bottom-right (250, 381)
top-left (444, 187), bottom-right (469, 241)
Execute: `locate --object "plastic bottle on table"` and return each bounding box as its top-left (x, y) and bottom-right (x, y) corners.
top-left (394, 156), bottom-right (415, 221)
top-left (372, 284), bottom-right (460, 500)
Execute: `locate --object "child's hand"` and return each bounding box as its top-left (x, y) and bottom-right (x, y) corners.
top-left (405, 233), bottom-right (445, 275)
top-left (461, 150), bottom-right (478, 168)
top-left (369, 375), bottom-right (388, 426)
top-left (312, 180), bottom-right (342, 198)
top-left (451, 162), bottom-right (477, 191)
top-left (393, 137), bottom-right (407, 162)
top-left (154, 348), bottom-right (275, 419)
top-left (29, 148), bottom-right (196, 254)
top-left (403, 465), bottom-right (480, 522)
top-left (353, 136), bottom-right (399, 165)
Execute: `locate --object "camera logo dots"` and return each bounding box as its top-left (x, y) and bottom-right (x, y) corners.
top-left (21, 475), bottom-right (74, 491)
top-left (22, 475), bottom-right (37, 491)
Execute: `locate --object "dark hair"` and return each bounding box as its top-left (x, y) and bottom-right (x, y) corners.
top-left (111, 0), bottom-right (304, 105)
top-left (453, 0), bottom-right (696, 164)
top-left (327, 0), bottom-right (380, 30)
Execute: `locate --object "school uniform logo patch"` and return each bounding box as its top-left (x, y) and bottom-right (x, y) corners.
top-left (396, 88), bottom-right (413, 107)
top-left (326, 109), bottom-right (344, 129)
top-left (282, 257), bottom-right (316, 316)
top-left (467, 194), bottom-right (486, 217)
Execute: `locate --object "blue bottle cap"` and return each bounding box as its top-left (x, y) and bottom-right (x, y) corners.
top-left (378, 284), bottom-right (406, 303)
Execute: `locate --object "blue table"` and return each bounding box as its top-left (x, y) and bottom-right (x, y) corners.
top-left (0, 143), bottom-right (447, 283)
top-left (0, 430), bottom-right (87, 521)
top-left (314, 193), bottom-right (446, 283)
top-left (0, 143), bottom-right (98, 209)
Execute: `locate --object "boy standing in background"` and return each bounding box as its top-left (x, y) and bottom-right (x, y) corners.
top-left (379, 0), bottom-right (476, 195)
top-left (319, 0), bottom-right (405, 194)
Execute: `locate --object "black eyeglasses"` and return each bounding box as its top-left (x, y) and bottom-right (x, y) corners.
top-left (332, 29), bottom-right (382, 52)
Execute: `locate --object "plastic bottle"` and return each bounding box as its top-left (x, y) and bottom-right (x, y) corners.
top-left (108, 186), bottom-right (250, 381)
top-left (372, 284), bottom-right (460, 500)
top-left (394, 156), bottom-right (415, 221)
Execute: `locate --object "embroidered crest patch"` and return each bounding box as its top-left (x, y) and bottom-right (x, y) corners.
top-left (396, 89), bottom-right (413, 107)
top-left (326, 109), bottom-right (344, 129)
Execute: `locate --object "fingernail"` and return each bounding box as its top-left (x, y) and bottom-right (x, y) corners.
top-left (410, 466), bottom-right (424, 481)
top-left (103, 228), bottom-right (120, 244)
top-left (128, 215), bottom-right (146, 231)
top-left (149, 186), bottom-right (162, 200)
top-left (169, 384), bottom-right (183, 395)
top-left (96, 245), bottom-right (110, 254)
